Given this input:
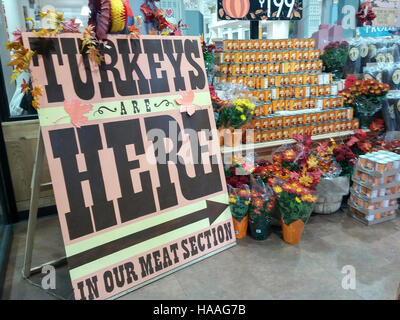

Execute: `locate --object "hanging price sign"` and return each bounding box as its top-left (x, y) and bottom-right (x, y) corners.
top-left (217, 0), bottom-right (303, 21)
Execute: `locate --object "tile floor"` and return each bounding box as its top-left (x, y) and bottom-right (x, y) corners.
top-left (1, 208), bottom-right (400, 300)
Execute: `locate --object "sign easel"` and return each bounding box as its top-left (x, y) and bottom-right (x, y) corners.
top-left (22, 129), bottom-right (66, 279)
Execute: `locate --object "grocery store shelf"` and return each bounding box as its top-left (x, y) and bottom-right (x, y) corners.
top-left (220, 129), bottom-right (370, 154)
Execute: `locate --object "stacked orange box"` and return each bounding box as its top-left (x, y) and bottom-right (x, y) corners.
top-left (349, 150), bottom-right (400, 225)
top-left (216, 39), bottom-right (361, 145)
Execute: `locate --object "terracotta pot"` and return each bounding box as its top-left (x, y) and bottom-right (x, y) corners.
top-left (281, 218), bottom-right (305, 244)
top-left (224, 129), bottom-right (242, 147)
top-left (232, 215), bottom-right (248, 239)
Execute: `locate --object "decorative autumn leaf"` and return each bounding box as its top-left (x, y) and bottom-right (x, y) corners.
top-left (62, 18), bottom-right (80, 33)
top-left (272, 11), bottom-right (278, 17)
top-left (12, 28), bottom-right (23, 43)
top-left (175, 91), bottom-right (196, 116)
top-left (255, 10), bottom-right (263, 15)
top-left (31, 85), bottom-right (43, 98)
top-left (8, 46), bottom-right (34, 71)
top-left (128, 24), bottom-right (140, 34)
top-left (4, 41), bottom-right (21, 51)
top-left (33, 28), bottom-right (52, 37)
top-left (290, 11), bottom-right (294, 19)
top-left (32, 97), bottom-right (40, 110)
top-left (149, 29), bottom-right (158, 35)
top-left (10, 68), bottom-right (21, 83)
top-left (83, 25), bottom-right (95, 40)
top-left (219, 8), bottom-right (224, 18)
top-left (294, 10), bottom-right (301, 18)
top-left (88, 47), bottom-right (104, 65)
top-left (63, 99), bottom-right (93, 128)
top-left (140, 3), bottom-right (154, 21)
top-left (250, 13), bottom-right (256, 19)
top-left (20, 79), bottom-right (29, 94)
top-left (226, 15), bottom-right (231, 20)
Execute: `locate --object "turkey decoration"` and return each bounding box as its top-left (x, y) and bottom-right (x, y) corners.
top-left (88, 0), bottom-right (133, 40)
top-left (222, 0), bottom-right (250, 19)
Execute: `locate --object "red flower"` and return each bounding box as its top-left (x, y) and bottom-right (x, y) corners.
top-left (345, 75), bottom-right (358, 89)
top-left (335, 153), bottom-right (345, 162)
top-left (358, 141), bottom-right (372, 153)
top-left (209, 85), bottom-right (216, 98)
top-left (354, 129), bottom-right (367, 140)
top-left (369, 118), bottom-right (384, 132)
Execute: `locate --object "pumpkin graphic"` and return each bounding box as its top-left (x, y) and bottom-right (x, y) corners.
top-left (222, 0), bottom-right (250, 19)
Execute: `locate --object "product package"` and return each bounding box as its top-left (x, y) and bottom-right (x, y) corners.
top-left (349, 150), bottom-right (400, 225)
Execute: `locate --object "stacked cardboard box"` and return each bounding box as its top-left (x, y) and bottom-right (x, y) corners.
top-left (349, 150), bottom-right (400, 225)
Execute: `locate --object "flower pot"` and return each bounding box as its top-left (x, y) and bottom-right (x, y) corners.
top-left (249, 216), bottom-right (271, 241)
top-left (281, 218), bottom-right (305, 244)
top-left (314, 176), bottom-right (350, 214)
top-left (232, 215), bottom-right (248, 239)
top-left (358, 114), bottom-right (373, 129)
top-left (224, 129), bottom-right (242, 147)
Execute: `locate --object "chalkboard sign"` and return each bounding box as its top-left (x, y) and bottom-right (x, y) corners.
top-left (217, 0), bottom-right (303, 21)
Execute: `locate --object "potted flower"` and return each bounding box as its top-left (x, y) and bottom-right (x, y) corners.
top-left (217, 98), bottom-right (255, 147)
top-left (274, 182), bottom-right (317, 244)
top-left (228, 185), bottom-right (250, 239)
top-left (312, 139), bottom-right (356, 214)
top-left (339, 78), bottom-right (390, 128)
top-left (202, 40), bottom-right (220, 84)
top-left (321, 41), bottom-right (349, 81)
top-left (209, 85), bottom-right (229, 145)
top-left (248, 179), bottom-right (275, 241)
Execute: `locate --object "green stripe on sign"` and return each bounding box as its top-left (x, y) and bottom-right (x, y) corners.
top-left (65, 200), bottom-right (207, 257)
top-left (207, 193), bottom-right (229, 205)
top-left (38, 92), bottom-right (212, 127)
top-left (69, 219), bottom-right (210, 281)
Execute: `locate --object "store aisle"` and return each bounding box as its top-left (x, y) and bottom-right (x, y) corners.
top-left (1, 209), bottom-right (399, 300)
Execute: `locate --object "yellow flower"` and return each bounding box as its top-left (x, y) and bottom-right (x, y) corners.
top-left (273, 186), bottom-right (282, 194)
top-left (240, 115), bottom-right (246, 121)
top-left (295, 197), bottom-right (301, 203)
top-left (236, 106), bottom-right (243, 113)
top-left (307, 156), bottom-right (318, 169)
top-left (244, 201), bottom-right (250, 205)
top-left (299, 175), bottom-right (313, 187)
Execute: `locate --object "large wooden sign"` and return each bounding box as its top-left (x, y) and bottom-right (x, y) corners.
top-left (22, 33), bottom-right (235, 300)
top-left (217, 0), bottom-right (303, 21)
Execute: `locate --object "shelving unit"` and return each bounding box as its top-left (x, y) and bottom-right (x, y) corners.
top-left (221, 129), bottom-right (370, 156)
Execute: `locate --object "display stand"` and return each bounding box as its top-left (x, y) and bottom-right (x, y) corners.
top-left (21, 130), bottom-right (66, 279)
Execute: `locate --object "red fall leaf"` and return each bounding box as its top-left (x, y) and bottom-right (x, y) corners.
top-left (64, 99), bottom-right (93, 128)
